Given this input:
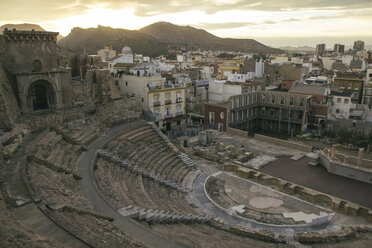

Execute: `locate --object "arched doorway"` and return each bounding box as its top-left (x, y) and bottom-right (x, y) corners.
top-left (27, 80), bottom-right (56, 111)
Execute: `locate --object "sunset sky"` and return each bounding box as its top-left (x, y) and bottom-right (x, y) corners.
top-left (0, 0), bottom-right (371, 47)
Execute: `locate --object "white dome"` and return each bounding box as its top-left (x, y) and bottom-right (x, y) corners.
top-left (122, 46), bottom-right (132, 53)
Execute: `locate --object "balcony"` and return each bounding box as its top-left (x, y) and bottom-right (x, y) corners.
top-left (176, 98), bottom-right (182, 103)
top-left (165, 99), bottom-right (172, 105)
top-left (154, 113), bottom-right (162, 121)
top-left (153, 101), bottom-right (161, 107)
top-left (175, 111), bottom-right (184, 117)
top-left (164, 113), bottom-right (173, 119)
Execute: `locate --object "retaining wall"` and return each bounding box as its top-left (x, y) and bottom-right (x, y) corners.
top-left (226, 127), bottom-right (249, 137)
top-left (319, 154), bottom-right (372, 184)
top-left (254, 134), bottom-right (312, 152)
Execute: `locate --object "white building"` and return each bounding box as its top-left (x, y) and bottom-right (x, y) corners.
top-left (328, 92), bottom-right (352, 119)
top-left (130, 63), bottom-right (157, 76)
top-left (255, 58), bottom-right (265, 78)
top-left (305, 76), bottom-right (330, 85)
top-left (107, 46), bottom-right (134, 72)
top-left (362, 66), bottom-right (372, 108)
top-left (227, 72), bottom-right (254, 82)
top-left (202, 65), bottom-right (214, 80)
top-left (208, 80), bottom-right (243, 103)
top-left (321, 57), bottom-right (337, 71)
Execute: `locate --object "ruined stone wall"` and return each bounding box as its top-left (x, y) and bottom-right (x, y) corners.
top-left (95, 97), bottom-right (141, 128)
top-left (2, 30), bottom-right (59, 74)
top-left (0, 62), bottom-right (20, 129)
top-left (19, 107), bottom-right (85, 131)
top-left (254, 134), bottom-right (313, 152)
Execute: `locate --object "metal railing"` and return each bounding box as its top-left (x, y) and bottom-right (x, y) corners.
top-left (165, 99), bottom-right (172, 105)
top-left (153, 101), bottom-right (161, 107)
top-left (154, 113), bottom-right (163, 121)
top-left (164, 113), bottom-right (173, 119)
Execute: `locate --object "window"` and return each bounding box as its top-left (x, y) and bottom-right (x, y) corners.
top-left (336, 109), bottom-right (340, 114)
top-left (32, 59), bottom-right (42, 72)
top-left (337, 98), bottom-right (341, 103)
top-left (300, 98), bottom-right (304, 106)
top-left (310, 107), bottom-right (315, 115)
top-left (290, 97), bottom-right (294, 105)
top-left (298, 111), bottom-right (303, 120)
top-left (312, 97), bottom-right (317, 103)
top-left (166, 107), bottom-right (171, 117)
top-left (126, 81), bottom-right (128, 86)
top-left (271, 95), bottom-right (275, 103)
top-left (261, 107), bottom-right (265, 115)
top-left (220, 112), bottom-right (225, 119)
top-left (270, 109), bottom-right (274, 116)
top-left (262, 94), bottom-right (266, 103)
top-left (209, 112), bottom-right (215, 124)
top-left (281, 95), bottom-right (284, 104)
top-left (344, 99), bottom-right (349, 104)
top-left (176, 92), bottom-right (182, 102)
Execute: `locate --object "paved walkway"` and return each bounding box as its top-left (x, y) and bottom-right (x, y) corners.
top-left (260, 156), bottom-right (372, 208)
top-left (77, 120), bottom-right (185, 248)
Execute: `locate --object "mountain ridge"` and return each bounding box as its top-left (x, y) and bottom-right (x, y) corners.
top-left (58, 22), bottom-right (282, 56)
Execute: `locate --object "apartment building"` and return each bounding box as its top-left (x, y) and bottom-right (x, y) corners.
top-left (217, 59), bottom-right (243, 80)
top-left (328, 92), bottom-right (352, 119)
top-left (333, 72), bottom-right (365, 103)
top-left (120, 74), bottom-right (186, 130)
top-left (288, 85), bottom-right (330, 130)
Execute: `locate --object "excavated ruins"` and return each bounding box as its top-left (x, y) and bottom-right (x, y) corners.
top-left (1, 29), bottom-right (372, 248)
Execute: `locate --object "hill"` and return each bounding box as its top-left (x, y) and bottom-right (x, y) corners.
top-left (140, 22), bottom-right (282, 54)
top-left (58, 22), bottom-right (282, 56)
top-left (0, 23), bottom-right (64, 40)
top-left (57, 25), bottom-right (169, 57)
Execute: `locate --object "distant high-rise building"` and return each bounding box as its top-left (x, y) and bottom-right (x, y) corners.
top-left (333, 43), bottom-right (345, 53)
top-left (353, 40), bottom-right (365, 51)
top-left (316, 43), bottom-right (326, 56)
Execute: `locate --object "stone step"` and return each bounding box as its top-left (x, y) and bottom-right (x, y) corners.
top-left (97, 150), bottom-right (187, 193)
top-left (118, 206), bottom-right (210, 224)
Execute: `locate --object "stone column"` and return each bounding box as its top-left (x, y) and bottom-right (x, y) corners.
top-left (199, 131), bottom-right (207, 146)
top-left (357, 148), bottom-right (364, 167)
top-left (330, 145), bottom-right (337, 160)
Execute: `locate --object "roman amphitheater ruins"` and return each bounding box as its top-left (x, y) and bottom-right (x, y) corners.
top-left (1, 29), bottom-right (372, 247)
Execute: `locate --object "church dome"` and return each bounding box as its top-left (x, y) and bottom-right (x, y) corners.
top-left (122, 46), bottom-right (132, 54)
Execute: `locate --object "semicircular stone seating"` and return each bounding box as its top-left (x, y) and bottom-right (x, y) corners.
top-left (95, 123), bottom-right (204, 223)
top-left (24, 126), bottom-right (144, 248)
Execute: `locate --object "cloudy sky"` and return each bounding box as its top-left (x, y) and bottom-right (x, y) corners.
top-left (0, 0), bottom-right (371, 47)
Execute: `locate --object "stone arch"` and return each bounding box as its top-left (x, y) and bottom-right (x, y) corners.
top-left (26, 79), bottom-right (56, 111)
top-left (32, 59), bottom-right (42, 72)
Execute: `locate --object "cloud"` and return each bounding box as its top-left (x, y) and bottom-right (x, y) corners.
top-left (1, 0), bottom-right (372, 22)
top-left (193, 22), bottom-right (254, 30)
